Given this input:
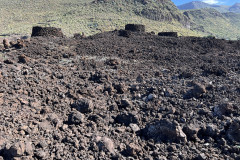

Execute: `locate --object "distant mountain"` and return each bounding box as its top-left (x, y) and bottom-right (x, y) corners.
top-left (184, 8), bottom-right (240, 39)
top-left (178, 1), bottom-right (216, 10)
top-left (229, 3), bottom-right (240, 13)
top-left (178, 1), bottom-right (229, 13)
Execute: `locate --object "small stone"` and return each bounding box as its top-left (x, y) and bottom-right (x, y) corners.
top-left (8, 141), bottom-right (26, 157)
top-left (158, 156), bottom-right (167, 160)
top-left (167, 145), bottom-right (176, 152)
top-left (71, 98), bottom-right (94, 113)
top-left (3, 39), bottom-right (10, 49)
top-left (143, 119), bottom-right (187, 143)
top-left (227, 118), bottom-right (240, 142)
top-left (196, 153), bottom-right (207, 160)
top-left (18, 54), bottom-right (29, 64)
top-left (214, 103), bottom-right (234, 118)
top-left (184, 83), bottom-right (206, 99)
top-left (35, 150), bottom-right (47, 159)
top-left (61, 124), bottom-right (68, 130)
top-left (130, 84), bottom-right (139, 92)
top-left (165, 88), bottom-right (174, 97)
top-left (47, 113), bottom-right (62, 128)
top-left (147, 94), bottom-right (156, 101)
top-left (115, 113), bottom-right (139, 126)
top-left (68, 111), bottom-right (85, 124)
top-left (118, 99), bottom-right (132, 109)
top-left (205, 124), bottom-right (219, 137)
top-left (136, 75), bottom-right (144, 83)
top-left (25, 142), bottom-right (33, 155)
top-left (37, 140), bottom-right (48, 148)
top-left (183, 124), bottom-right (200, 141)
top-left (3, 59), bottom-right (14, 64)
top-left (125, 143), bottom-right (142, 157)
top-left (106, 59), bottom-right (119, 66)
top-left (96, 136), bottom-right (115, 153)
top-left (129, 123), bottom-right (140, 132)
top-left (113, 83), bottom-right (127, 94)
top-left (38, 121), bottom-right (53, 132)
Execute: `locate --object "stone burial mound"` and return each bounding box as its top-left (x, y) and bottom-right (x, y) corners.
top-left (125, 24), bottom-right (146, 32)
top-left (0, 24), bottom-right (240, 160)
top-left (119, 24), bottom-right (146, 38)
top-left (31, 26), bottom-right (64, 37)
top-left (158, 32), bottom-right (178, 37)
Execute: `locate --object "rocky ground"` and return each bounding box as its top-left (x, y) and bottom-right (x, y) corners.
top-left (0, 25), bottom-right (240, 160)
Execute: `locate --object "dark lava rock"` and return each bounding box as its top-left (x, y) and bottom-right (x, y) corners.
top-left (201, 65), bottom-right (226, 76)
top-left (71, 98), bottom-right (94, 113)
top-left (4, 141), bottom-right (33, 158)
top-left (183, 124), bottom-right (200, 141)
top-left (73, 32), bottom-right (86, 39)
top-left (125, 24), bottom-right (145, 32)
top-left (158, 32), bottom-right (178, 37)
top-left (184, 83), bottom-right (206, 99)
top-left (227, 118), bottom-right (240, 143)
top-left (194, 153), bottom-right (208, 160)
top-left (214, 103), bottom-right (235, 118)
top-left (12, 39), bottom-right (26, 49)
top-left (35, 150), bottom-right (47, 159)
top-left (115, 113), bottom-right (139, 126)
top-left (117, 99), bottom-right (132, 109)
top-left (179, 71), bottom-right (194, 79)
top-left (113, 83), bottom-right (127, 94)
top-left (142, 119), bottom-right (187, 143)
top-left (199, 124), bottom-right (219, 138)
top-left (31, 26), bottom-right (64, 37)
top-left (3, 59), bottom-right (13, 64)
top-left (124, 143), bottom-right (142, 158)
top-left (106, 59), bottom-right (119, 66)
top-left (68, 111), bottom-right (85, 124)
top-left (89, 71), bottom-right (109, 83)
top-left (3, 39), bottom-right (10, 49)
top-left (95, 136), bottom-right (115, 153)
top-left (18, 54), bottom-right (29, 64)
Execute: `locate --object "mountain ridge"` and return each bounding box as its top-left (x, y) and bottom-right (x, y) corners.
top-left (177, 1), bottom-right (240, 13)
top-left (184, 8), bottom-right (240, 39)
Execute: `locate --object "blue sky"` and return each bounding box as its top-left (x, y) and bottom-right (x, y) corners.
top-left (172, 0), bottom-right (240, 6)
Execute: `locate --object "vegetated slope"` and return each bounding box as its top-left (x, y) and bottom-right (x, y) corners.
top-left (0, 26), bottom-right (240, 159)
top-left (184, 8), bottom-right (240, 39)
top-left (0, 0), bottom-right (198, 37)
top-left (223, 11), bottom-right (240, 29)
top-left (178, 1), bottom-right (229, 13)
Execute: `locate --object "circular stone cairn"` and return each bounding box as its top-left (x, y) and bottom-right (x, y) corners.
top-left (158, 32), bottom-right (178, 37)
top-left (31, 26), bottom-right (64, 37)
top-left (125, 24), bottom-right (145, 32)
top-left (119, 30), bottom-right (131, 38)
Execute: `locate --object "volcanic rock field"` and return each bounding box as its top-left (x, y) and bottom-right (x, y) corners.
top-left (0, 25), bottom-right (240, 160)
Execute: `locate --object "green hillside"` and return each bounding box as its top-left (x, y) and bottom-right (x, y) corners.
top-left (184, 8), bottom-right (240, 39)
top-left (0, 0), bottom-right (200, 37)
